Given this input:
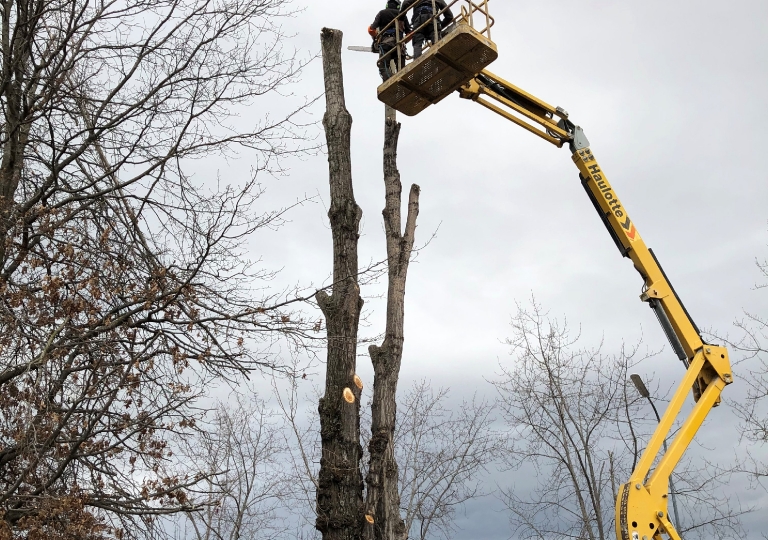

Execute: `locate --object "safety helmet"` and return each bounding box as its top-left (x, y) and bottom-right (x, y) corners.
top-left (386, 0), bottom-right (401, 8)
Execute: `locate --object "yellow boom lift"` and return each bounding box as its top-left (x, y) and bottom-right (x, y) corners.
top-left (374, 2), bottom-right (734, 539)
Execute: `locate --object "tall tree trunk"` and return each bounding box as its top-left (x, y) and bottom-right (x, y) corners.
top-left (315, 28), bottom-right (365, 540)
top-left (364, 108), bottom-right (420, 540)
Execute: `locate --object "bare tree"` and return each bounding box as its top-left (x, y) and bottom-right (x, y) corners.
top-left (314, 27), bottom-right (364, 540)
top-left (493, 299), bottom-right (747, 540)
top-left (724, 314), bottom-right (768, 487)
top-left (0, 0), bottom-right (315, 536)
top-left (710, 242), bottom-right (768, 486)
top-left (174, 395), bottom-right (291, 540)
top-left (272, 366), bottom-right (321, 536)
top-left (731, 254), bottom-right (768, 449)
top-left (396, 381), bottom-right (500, 540)
top-left (363, 111), bottom-right (419, 540)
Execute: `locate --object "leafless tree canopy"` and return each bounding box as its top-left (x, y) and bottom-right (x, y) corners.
top-left (710, 244), bottom-right (768, 486)
top-left (173, 395), bottom-right (293, 540)
top-left (0, 0), bottom-right (314, 536)
top-left (729, 258), bottom-right (768, 451)
top-left (396, 382), bottom-right (500, 540)
top-left (493, 300), bottom-right (746, 540)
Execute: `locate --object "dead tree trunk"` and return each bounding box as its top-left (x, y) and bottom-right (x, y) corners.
top-left (364, 109), bottom-right (420, 540)
top-left (315, 28), bottom-right (365, 540)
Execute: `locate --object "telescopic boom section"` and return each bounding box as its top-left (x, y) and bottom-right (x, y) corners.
top-left (458, 71), bottom-right (734, 540)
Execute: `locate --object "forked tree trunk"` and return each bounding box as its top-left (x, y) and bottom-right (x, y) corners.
top-left (364, 108), bottom-right (420, 540)
top-left (315, 28), bottom-right (365, 540)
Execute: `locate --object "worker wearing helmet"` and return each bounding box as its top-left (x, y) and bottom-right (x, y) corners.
top-left (400, 0), bottom-right (454, 58)
top-left (369, 1), bottom-right (412, 81)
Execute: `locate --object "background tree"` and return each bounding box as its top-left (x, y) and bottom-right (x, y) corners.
top-left (734, 260), bottom-right (768, 485)
top-left (272, 364), bottom-right (321, 536)
top-left (711, 239), bottom-right (768, 487)
top-left (174, 394), bottom-right (292, 540)
top-left (493, 300), bottom-right (747, 540)
top-left (0, 0), bottom-right (314, 536)
top-left (396, 381), bottom-right (500, 540)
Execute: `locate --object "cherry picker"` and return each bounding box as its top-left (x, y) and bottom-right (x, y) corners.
top-left (374, 2), bottom-right (734, 539)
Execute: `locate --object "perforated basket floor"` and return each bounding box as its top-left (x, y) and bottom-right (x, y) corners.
top-left (377, 24), bottom-right (498, 116)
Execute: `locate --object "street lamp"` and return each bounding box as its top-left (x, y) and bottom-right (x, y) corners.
top-left (630, 374), bottom-right (682, 536)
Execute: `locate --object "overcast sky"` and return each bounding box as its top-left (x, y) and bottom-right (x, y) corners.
top-left (203, 1), bottom-right (768, 538)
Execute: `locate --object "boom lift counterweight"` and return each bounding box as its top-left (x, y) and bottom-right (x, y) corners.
top-left (376, 3), bottom-right (734, 540)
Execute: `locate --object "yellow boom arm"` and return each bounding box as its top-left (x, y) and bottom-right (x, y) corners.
top-left (459, 70), bottom-right (733, 540)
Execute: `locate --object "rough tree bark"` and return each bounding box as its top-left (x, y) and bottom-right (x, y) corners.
top-left (315, 28), bottom-right (365, 540)
top-left (364, 108), bottom-right (420, 540)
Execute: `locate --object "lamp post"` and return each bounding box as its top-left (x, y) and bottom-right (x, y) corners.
top-left (630, 374), bottom-right (682, 536)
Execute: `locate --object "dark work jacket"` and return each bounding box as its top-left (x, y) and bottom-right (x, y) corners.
top-left (371, 8), bottom-right (412, 36)
top-left (401, 0), bottom-right (454, 24)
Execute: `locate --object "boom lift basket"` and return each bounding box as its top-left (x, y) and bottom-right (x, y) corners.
top-left (377, 1), bottom-right (498, 116)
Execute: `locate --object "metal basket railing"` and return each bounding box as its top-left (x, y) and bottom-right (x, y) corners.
top-left (375, 0), bottom-right (494, 80)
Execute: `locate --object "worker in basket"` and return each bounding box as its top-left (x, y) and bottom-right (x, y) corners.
top-left (369, 0), bottom-right (412, 81)
top-left (401, 0), bottom-right (454, 58)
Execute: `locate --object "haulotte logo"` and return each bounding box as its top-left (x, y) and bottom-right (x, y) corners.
top-left (584, 159), bottom-right (637, 241)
